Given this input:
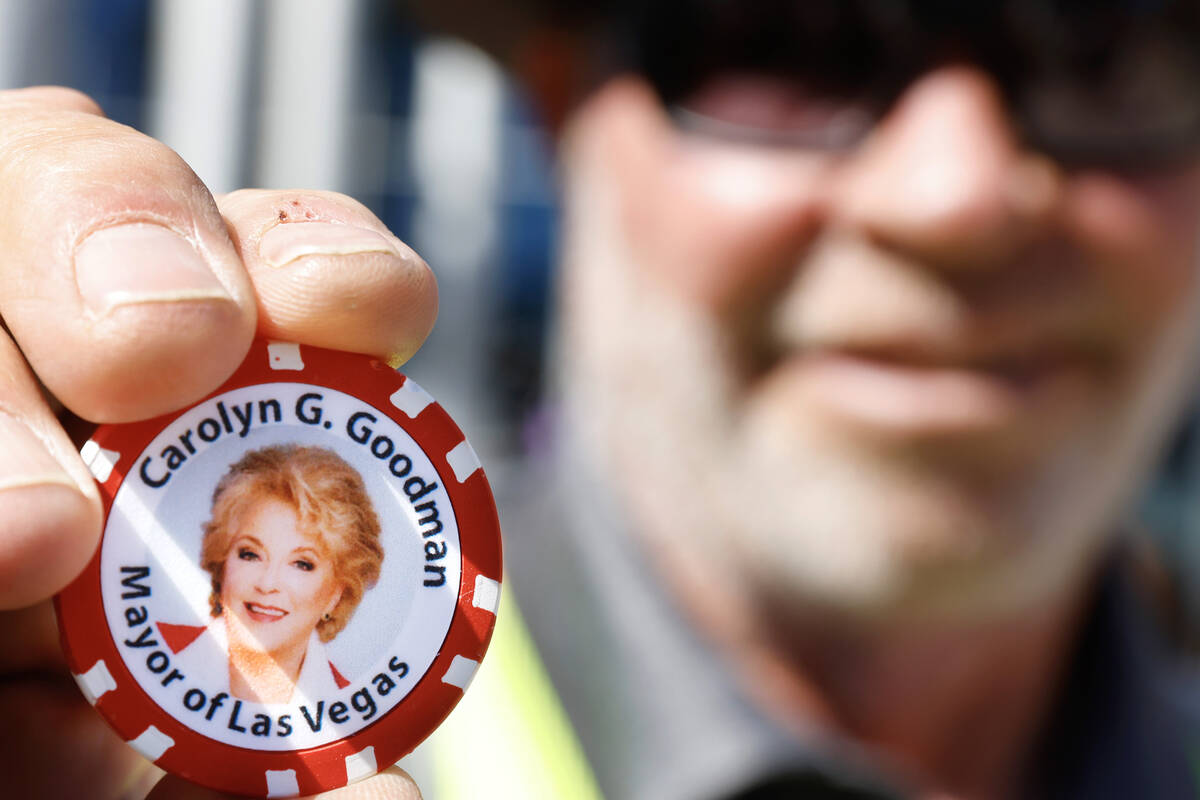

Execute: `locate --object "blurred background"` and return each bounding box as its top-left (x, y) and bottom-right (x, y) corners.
top-left (6, 0), bottom-right (1200, 796)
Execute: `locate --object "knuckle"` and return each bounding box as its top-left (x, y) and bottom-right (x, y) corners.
top-left (0, 85), bottom-right (103, 116)
top-left (0, 116), bottom-right (211, 230)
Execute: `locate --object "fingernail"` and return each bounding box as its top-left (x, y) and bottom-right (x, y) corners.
top-left (75, 223), bottom-right (230, 315)
top-left (259, 221), bottom-right (397, 267)
top-left (0, 414), bottom-right (79, 494)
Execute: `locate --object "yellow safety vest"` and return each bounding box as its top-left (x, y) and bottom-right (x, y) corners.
top-left (420, 586), bottom-right (604, 800)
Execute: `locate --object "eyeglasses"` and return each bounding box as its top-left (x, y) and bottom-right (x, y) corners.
top-left (620, 0), bottom-right (1200, 169)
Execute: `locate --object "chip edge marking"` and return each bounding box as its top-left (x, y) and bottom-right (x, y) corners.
top-left (442, 655), bottom-right (480, 690)
top-left (446, 440), bottom-right (481, 483)
top-left (80, 439), bottom-right (121, 483)
top-left (266, 341), bottom-right (305, 371)
top-left (266, 769), bottom-right (300, 798)
top-left (472, 575), bottom-right (500, 615)
top-left (345, 746), bottom-right (378, 785)
top-left (389, 379), bottom-right (434, 418)
top-left (128, 725), bottom-right (174, 762)
top-left (74, 659), bottom-right (117, 705)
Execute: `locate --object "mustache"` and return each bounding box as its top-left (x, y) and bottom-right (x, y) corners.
top-left (755, 232), bottom-right (1122, 369)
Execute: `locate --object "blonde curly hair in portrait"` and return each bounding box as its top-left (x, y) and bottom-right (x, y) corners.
top-left (201, 445), bottom-right (384, 642)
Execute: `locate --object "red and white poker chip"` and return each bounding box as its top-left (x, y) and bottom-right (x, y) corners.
top-left (55, 340), bottom-right (502, 797)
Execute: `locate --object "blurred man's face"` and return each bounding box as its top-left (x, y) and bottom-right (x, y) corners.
top-left (557, 65), bottom-right (1200, 623)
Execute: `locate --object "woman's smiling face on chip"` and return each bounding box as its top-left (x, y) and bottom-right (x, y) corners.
top-left (220, 498), bottom-right (344, 658)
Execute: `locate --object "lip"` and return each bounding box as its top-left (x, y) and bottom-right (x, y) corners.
top-left (244, 602), bottom-right (288, 623)
top-left (765, 348), bottom-right (1096, 437)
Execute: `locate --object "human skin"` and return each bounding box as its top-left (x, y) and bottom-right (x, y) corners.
top-left (0, 86), bottom-right (431, 799)
top-left (3, 51), bottom-right (1199, 800)
top-left (220, 499), bottom-right (345, 704)
top-left (557, 69), bottom-right (1200, 795)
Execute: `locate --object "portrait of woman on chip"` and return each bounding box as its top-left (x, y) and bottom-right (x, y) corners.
top-left (157, 445), bottom-right (385, 704)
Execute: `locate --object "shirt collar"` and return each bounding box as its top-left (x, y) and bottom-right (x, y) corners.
top-left (1021, 557), bottom-right (1200, 799)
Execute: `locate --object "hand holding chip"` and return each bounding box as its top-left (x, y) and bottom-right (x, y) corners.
top-left (0, 86), bottom-right (437, 799)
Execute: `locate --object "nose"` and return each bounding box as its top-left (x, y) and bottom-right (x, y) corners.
top-left (835, 66), bottom-right (1062, 269)
top-left (253, 559), bottom-right (281, 594)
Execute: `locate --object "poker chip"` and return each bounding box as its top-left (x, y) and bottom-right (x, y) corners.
top-left (55, 340), bottom-right (503, 798)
